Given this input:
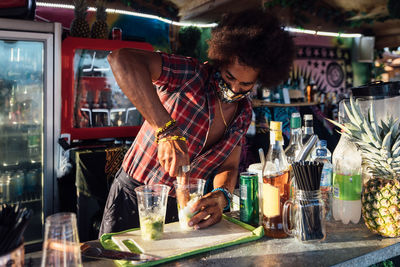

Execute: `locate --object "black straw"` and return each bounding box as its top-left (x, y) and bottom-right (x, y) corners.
top-left (291, 161), bottom-right (324, 241)
top-left (0, 203), bottom-right (32, 253)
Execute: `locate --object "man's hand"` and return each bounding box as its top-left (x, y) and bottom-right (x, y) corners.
top-left (157, 137), bottom-right (190, 178)
top-left (188, 190), bottom-right (227, 229)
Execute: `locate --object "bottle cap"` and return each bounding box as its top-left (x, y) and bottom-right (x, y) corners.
top-left (270, 121), bottom-right (282, 131)
top-left (290, 113), bottom-right (301, 129)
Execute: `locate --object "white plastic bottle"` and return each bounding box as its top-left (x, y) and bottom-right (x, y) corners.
top-left (332, 134), bottom-right (362, 224)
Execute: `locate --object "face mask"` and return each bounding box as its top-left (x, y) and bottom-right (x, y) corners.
top-left (214, 71), bottom-right (251, 103)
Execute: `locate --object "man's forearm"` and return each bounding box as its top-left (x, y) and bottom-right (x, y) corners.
top-left (213, 169), bottom-right (238, 193)
top-left (107, 48), bottom-right (171, 129)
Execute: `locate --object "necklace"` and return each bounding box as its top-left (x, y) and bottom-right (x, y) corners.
top-left (217, 97), bottom-right (237, 129)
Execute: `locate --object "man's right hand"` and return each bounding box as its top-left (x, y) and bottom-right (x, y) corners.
top-left (157, 135), bottom-right (190, 178)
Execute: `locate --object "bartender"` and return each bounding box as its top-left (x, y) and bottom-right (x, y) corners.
top-left (99, 8), bottom-right (295, 236)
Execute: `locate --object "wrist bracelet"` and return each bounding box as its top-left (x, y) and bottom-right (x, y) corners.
top-left (157, 135), bottom-right (187, 144)
top-left (155, 119), bottom-right (176, 137)
top-left (212, 187), bottom-right (232, 211)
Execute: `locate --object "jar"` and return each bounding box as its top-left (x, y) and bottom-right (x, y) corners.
top-left (283, 190), bottom-right (326, 242)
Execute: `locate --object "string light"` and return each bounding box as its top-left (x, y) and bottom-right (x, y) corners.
top-left (36, 1), bottom-right (363, 37)
top-left (284, 26), bottom-right (362, 38)
top-left (36, 1), bottom-right (218, 28)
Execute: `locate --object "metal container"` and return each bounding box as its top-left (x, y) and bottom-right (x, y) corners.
top-left (0, 243), bottom-right (24, 267)
top-left (239, 172), bottom-right (259, 226)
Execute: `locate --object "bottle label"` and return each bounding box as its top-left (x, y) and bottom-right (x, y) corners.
top-left (316, 148), bottom-right (327, 157)
top-left (262, 183), bottom-right (280, 217)
top-left (320, 163), bottom-right (332, 187)
top-left (240, 184), bottom-right (247, 200)
top-left (332, 173), bottom-right (362, 201)
top-left (270, 130), bottom-right (282, 144)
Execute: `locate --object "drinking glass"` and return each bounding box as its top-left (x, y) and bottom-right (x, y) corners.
top-left (135, 184), bottom-right (170, 241)
top-left (41, 213), bottom-right (82, 267)
top-left (173, 179), bottom-right (205, 231)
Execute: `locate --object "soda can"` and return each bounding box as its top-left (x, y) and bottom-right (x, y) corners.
top-left (239, 172), bottom-right (259, 225)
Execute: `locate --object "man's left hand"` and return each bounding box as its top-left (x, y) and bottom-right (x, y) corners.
top-left (188, 190), bottom-right (227, 229)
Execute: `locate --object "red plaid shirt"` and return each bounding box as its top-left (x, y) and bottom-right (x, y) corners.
top-left (122, 52), bottom-right (252, 192)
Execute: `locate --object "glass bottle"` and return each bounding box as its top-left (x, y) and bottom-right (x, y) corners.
top-left (285, 113), bottom-right (303, 198)
top-left (302, 114), bottom-right (314, 145)
top-left (262, 121), bottom-right (290, 238)
top-left (299, 76), bottom-right (306, 102)
top-left (285, 113), bottom-right (303, 164)
top-left (306, 79), bottom-right (316, 103)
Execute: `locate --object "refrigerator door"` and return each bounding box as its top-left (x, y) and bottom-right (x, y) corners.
top-left (61, 37), bottom-right (153, 141)
top-left (0, 29), bottom-right (57, 244)
top-left (73, 49), bottom-right (143, 129)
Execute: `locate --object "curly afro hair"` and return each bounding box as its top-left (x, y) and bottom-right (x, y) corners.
top-left (208, 9), bottom-right (295, 87)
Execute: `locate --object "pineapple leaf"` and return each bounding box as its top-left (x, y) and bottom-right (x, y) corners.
top-left (343, 100), bottom-right (360, 128)
top-left (351, 98), bottom-right (365, 124)
top-left (362, 117), bottom-right (381, 149)
top-left (381, 120), bottom-right (390, 136)
top-left (368, 102), bottom-right (381, 142)
top-left (326, 118), bottom-right (351, 133)
top-left (361, 145), bottom-right (384, 157)
top-left (381, 131), bottom-right (392, 159)
top-left (391, 138), bottom-right (400, 154)
top-left (362, 133), bottom-right (373, 144)
top-left (392, 145), bottom-right (400, 158)
top-left (390, 119), bottom-right (400, 141)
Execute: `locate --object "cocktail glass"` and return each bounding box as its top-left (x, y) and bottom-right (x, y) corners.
top-left (135, 184), bottom-right (170, 241)
top-left (173, 179), bottom-right (206, 231)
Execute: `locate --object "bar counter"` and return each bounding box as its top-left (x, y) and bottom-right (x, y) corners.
top-left (26, 211), bottom-right (400, 267)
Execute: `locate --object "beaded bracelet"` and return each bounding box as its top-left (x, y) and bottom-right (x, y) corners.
top-left (155, 124), bottom-right (178, 142)
top-left (155, 119), bottom-right (176, 137)
top-left (157, 135), bottom-right (187, 144)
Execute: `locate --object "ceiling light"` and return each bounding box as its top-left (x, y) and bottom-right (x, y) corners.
top-left (36, 1), bottom-right (218, 28)
top-left (36, 1), bottom-right (363, 36)
top-left (284, 27), bottom-right (362, 38)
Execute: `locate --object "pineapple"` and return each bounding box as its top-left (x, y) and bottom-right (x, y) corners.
top-left (91, 0), bottom-right (109, 39)
top-left (70, 0), bottom-right (90, 38)
top-left (328, 98), bottom-right (400, 237)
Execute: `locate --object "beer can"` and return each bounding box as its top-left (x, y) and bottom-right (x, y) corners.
top-left (239, 172), bottom-right (259, 225)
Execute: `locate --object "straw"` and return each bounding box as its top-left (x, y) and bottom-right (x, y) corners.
top-left (0, 203), bottom-right (32, 253)
top-left (291, 160), bottom-right (324, 241)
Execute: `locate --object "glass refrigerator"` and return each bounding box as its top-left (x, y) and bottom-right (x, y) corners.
top-left (0, 18), bottom-right (61, 246)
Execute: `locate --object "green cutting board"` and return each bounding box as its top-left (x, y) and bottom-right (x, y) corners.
top-left (100, 214), bottom-right (264, 266)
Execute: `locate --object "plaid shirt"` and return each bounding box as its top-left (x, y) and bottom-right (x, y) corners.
top-left (122, 52), bottom-right (252, 193)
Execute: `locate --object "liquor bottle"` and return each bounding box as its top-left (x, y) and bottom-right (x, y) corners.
top-left (306, 79), bottom-right (316, 103)
top-left (332, 134), bottom-right (362, 224)
top-left (285, 113), bottom-right (303, 164)
top-left (299, 76), bottom-right (306, 102)
top-left (262, 121), bottom-right (290, 238)
top-left (311, 140), bottom-right (333, 221)
top-left (302, 114), bottom-right (314, 145)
